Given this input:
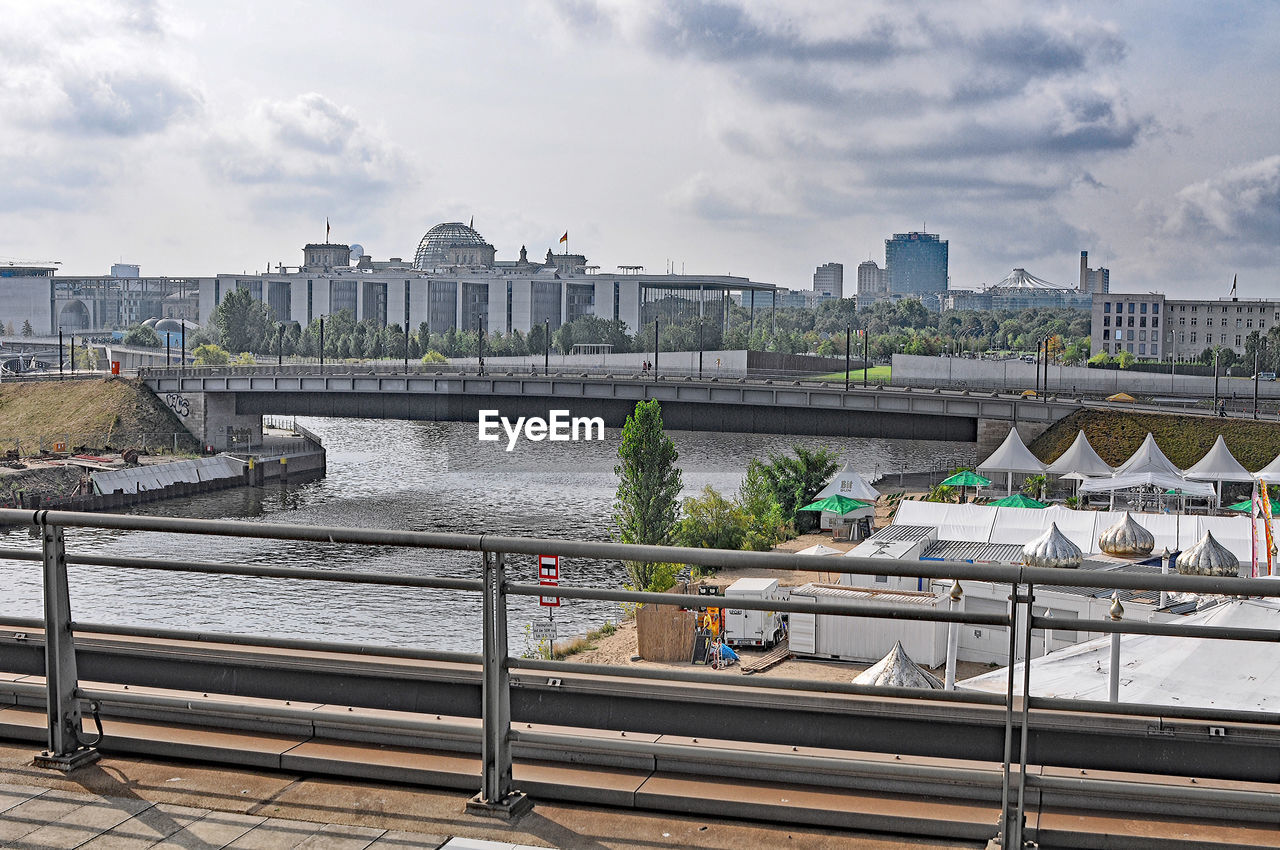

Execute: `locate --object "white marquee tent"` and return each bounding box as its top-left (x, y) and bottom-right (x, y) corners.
top-left (977, 428), bottom-right (1045, 495)
top-left (816, 463), bottom-right (881, 502)
top-left (1254, 452), bottom-right (1280, 484)
top-left (1185, 435), bottom-right (1254, 507)
top-left (1115, 433), bottom-right (1183, 477)
top-left (1045, 430), bottom-right (1114, 477)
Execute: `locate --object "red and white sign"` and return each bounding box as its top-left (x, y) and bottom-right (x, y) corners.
top-left (539, 554), bottom-right (560, 607)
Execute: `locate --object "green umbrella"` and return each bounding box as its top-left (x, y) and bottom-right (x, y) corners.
top-left (939, 470), bottom-right (991, 505)
top-left (940, 470), bottom-right (991, 488)
top-left (1226, 497), bottom-right (1280, 513)
top-left (989, 493), bottom-right (1047, 509)
top-left (798, 495), bottom-right (871, 515)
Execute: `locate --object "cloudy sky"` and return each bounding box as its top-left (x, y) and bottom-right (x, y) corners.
top-left (1, 0), bottom-right (1277, 298)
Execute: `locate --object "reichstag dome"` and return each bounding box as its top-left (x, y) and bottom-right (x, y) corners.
top-left (413, 222), bottom-right (495, 270)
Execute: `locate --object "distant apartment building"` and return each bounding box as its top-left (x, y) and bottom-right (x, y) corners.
top-left (1079, 251), bottom-right (1109, 294)
top-left (885, 232), bottom-right (948, 296)
top-left (856, 260), bottom-right (889, 301)
top-left (812, 262), bottom-right (843, 300)
top-left (1092, 293), bottom-right (1280, 360)
top-left (0, 261), bottom-right (204, 334)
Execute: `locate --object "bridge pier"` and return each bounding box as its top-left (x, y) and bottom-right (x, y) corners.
top-left (159, 389), bottom-right (263, 452)
top-left (976, 418), bottom-right (1050, 461)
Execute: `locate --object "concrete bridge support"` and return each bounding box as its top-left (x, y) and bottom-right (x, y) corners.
top-left (159, 389), bottom-right (262, 452)
top-left (976, 418), bottom-right (1051, 460)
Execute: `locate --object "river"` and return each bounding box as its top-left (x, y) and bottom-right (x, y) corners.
top-left (0, 419), bottom-right (974, 652)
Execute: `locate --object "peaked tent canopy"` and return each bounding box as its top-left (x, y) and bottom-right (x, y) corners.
top-left (795, 543), bottom-right (842, 557)
top-left (977, 428), bottom-right (1045, 495)
top-left (1254, 452), bottom-right (1280, 484)
top-left (851, 641), bottom-right (942, 689)
top-left (1185, 436), bottom-right (1252, 482)
top-left (1045, 430), bottom-right (1114, 477)
top-left (799, 495), bottom-right (871, 515)
top-left (815, 463), bottom-right (881, 502)
top-left (1115, 433), bottom-right (1183, 478)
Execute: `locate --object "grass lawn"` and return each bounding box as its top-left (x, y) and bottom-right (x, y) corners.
top-left (817, 365), bottom-right (892, 382)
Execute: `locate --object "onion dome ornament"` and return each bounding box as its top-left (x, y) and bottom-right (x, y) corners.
top-left (1176, 530), bottom-right (1239, 577)
top-left (1098, 513), bottom-right (1155, 557)
top-left (1022, 522), bottom-right (1083, 569)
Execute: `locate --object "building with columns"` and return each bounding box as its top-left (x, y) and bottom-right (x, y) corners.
top-left (199, 222), bottom-right (777, 337)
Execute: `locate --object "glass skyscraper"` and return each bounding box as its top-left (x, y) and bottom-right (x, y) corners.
top-left (885, 232), bottom-right (948, 295)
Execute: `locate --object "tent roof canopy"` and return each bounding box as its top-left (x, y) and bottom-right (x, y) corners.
top-left (1255, 451), bottom-right (1280, 483)
top-left (1046, 430), bottom-right (1114, 476)
top-left (1115, 433), bottom-right (1182, 478)
top-left (977, 428), bottom-right (1045, 475)
top-left (1185, 435), bottom-right (1252, 482)
top-left (1076, 471), bottom-right (1215, 498)
top-left (815, 462), bottom-right (881, 502)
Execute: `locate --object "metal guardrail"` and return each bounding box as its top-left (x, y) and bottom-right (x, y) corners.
top-left (0, 508), bottom-right (1278, 842)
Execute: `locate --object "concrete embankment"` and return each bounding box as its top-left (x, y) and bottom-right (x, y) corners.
top-left (0, 376), bottom-right (325, 511)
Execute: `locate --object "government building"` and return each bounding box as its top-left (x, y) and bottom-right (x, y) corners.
top-left (1092, 291), bottom-right (1278, 360)
top-left (200, 222), bottom-right (777, 337)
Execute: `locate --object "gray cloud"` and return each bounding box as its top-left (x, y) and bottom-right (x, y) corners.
top-left (54, 69), bottom-right (201, 136)
top-left (206, 93), bottom-right (412, 216)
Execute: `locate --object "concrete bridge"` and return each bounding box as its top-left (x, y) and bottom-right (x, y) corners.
top-left (140, 365), bottom-right (1082, 452)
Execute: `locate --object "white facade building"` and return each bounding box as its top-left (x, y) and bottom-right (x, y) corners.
top-left (200, 223), bottom-right (776, 336)
top-left (1093, 293), bottom-right (1279, 360)
top-left (812, 262), bottom-right (843, 300)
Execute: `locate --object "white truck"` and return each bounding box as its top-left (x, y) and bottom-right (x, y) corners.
top-left (723, 577), bottom-right (785, 648)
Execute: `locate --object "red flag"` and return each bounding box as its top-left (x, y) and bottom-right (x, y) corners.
top-left (559, 231), bottom-right (568, 244)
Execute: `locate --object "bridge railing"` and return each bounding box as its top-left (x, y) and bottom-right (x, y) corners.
top-left (0, 509), bottom-right (1278, 841)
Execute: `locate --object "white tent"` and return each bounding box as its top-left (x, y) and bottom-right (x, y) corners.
top-left (852, 641), bottom-right (943, 689)
top-left (1115, 433), bottom-right (1182, 477)
top-left (960, 593), bottom-right (1280, 711)
top-left (816, 463), bottom-right (881, 502)
top-left (1185, 435), bottom-right (1253, 507)
top-left (1254, 452), bottom-right (1280, 484)
top-left (977, 428), bottom-right (1045, 495)
top-left (1045, 430), bottom-right (1114, 477)
top-left (796, 543), bottom-right (842, 557)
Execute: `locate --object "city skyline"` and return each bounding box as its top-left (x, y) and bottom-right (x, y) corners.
top-left (1, 1), bottom-right (1277, 299)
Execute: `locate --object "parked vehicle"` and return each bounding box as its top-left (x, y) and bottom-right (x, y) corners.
top-left (724, 578), bottom-right (784, 648)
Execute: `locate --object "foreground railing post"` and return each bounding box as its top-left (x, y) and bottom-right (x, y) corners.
top-left (998, 580), bottom-right (1024, 847)
top-left (468, 551), bottom-right (531, 819)
top-left (35, 515), bottom-right (99, 770)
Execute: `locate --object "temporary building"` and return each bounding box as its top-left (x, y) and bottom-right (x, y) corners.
top-left (788, 585), bottom-right (947, 667)
top-left (1077, 472), bottom-right (1215, 502)
top-left (891, 500), bottom-right (1265, 562)
top-left (1045, 430), bottom-right (1114, 477)
top-left (960, 593), bottom-right (1280, 712)
top-left (977, 428), bottom-right (1045, 495)
top-left (1185, 435), bottom-right (1254, 507)
top-left (1114, 433), bottom-right (1182, 477)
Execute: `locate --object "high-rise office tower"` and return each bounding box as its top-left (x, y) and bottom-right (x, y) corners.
top-left (885, 232), bottom-right (948, 295)
top-left (1079, 251), bottom-right (1110, 294)
top-left (813, 262), bottom-right (843, 299)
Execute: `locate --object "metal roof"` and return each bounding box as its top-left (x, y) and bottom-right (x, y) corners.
top-left (788, 583), bottom-right (938, 606)
top-left (921, 540), bottom-right (1025, 564)
top-left (868, 524), bottom-right (934, 543)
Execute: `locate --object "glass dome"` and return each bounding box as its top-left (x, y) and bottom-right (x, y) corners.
top-left (414, 222), bottom-right (491, 269)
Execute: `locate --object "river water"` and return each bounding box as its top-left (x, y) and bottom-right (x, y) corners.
top-left (0, 419), bottom-right (974, 652)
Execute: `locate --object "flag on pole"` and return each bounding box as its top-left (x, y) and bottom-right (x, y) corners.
top-left (326, 218), bottom-right (330, 243)
top-left (559, 231), bottom-right (568, 244)
top-left (1231, 274), bottom-right (1237, 297)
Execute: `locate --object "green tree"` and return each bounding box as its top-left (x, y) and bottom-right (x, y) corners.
top-left (738, 461), bottom-right (789, 549)
top-left (1087, 350), bottom-right (1114, 367)
top-left (676, 487), bottom-right (749, 551)
top-left (1117, 350), bottom-right (1135, 369)
top-left (757, 446), bottom-right (839, 533)
top-left (211, 287), bottom-right (273, 353)
top-left (613, 400), bottom-right (683, 590)
top-left (123, 323), bottom-right (162, 348)
top-left (192, 343), bottom-right (230, 365)
top-left (20, 320), bottom-right (33, 337)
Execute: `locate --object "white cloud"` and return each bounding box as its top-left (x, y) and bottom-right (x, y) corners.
top-left (1161, 155), bottom-right (1280, 265)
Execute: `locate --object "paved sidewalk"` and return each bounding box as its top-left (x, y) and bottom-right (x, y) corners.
top-left (0, 742), bottom-right (974, 849)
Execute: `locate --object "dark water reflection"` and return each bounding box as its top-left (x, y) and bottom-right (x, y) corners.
top-left (0, 419), bottom-right (973, 651)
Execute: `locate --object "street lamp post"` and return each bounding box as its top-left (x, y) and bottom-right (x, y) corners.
top-left (653, 318), bottom-right (659, 382)
top-left (845, 325), bottom-right (851, 392)
top-left (318, 317), bottom-right (324, 368)
top-left (277, 323), bottom-right (284, 368)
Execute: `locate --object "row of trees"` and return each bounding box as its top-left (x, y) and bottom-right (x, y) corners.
top-left (197, 284), bottom-right (1105, 365)
top-left (612, 400), bottom-right (839, 590)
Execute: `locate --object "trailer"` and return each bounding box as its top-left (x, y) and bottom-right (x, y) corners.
top-left (724, 578), bottom-right (784, 648)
